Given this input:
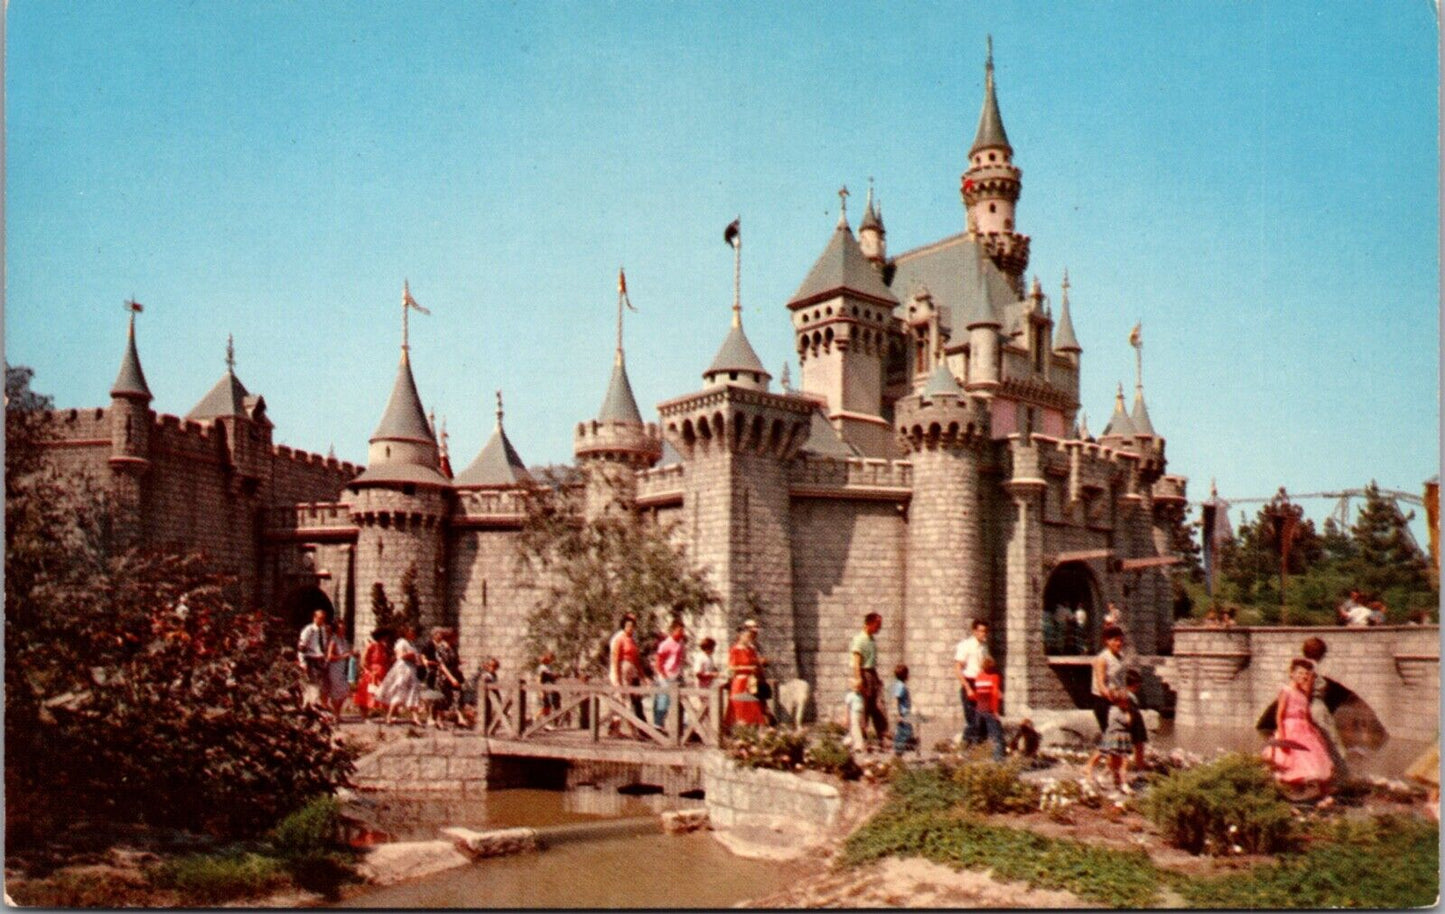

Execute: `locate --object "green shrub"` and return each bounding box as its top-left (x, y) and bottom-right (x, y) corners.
top-left (267, 794), bottom-right (340, 859)
top-left (949, 757), bottom-right (1040, 814)
top-left (804, 729), bottom-right (861, 780)
top-left (1143, 752), bottom-right (1296, 855)
top-left (727, 724), bottom-right (807, 771)
top-left (151, 852), bottom-right (288, 904)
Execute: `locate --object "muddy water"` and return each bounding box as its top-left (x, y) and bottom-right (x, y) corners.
top-left (346, 830), bottom-right (794, 908)
top-left (353, 786), bottom-right (701, 842)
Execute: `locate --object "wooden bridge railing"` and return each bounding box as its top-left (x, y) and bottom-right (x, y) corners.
top-left (480, 679), bottom-right (729, 749)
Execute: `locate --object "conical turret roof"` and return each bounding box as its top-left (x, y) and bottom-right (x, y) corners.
top-left (705, 320), bottom-right (770, 380)
top-left (1053, 273), bottom-right (1081, 353)
top-left (922, 361), bottom-right (962, 399)
top-left (969, 41), bottom-right (1012, 157)
top-left (955, 243), bottom-right (1005, 328)
top-left (858, 186), bottom-right (884, 234)
top-left (1130, 388), bottom-right (1156, 437)
top-left (1102, 384), bottom-right (1136, 438)
top-left (188, 338), bottom-right (252, 420)
top-left (111, 314), bottom-right (152, 401)
top-left (455, 397), bottom-right (533, 489)
top-left (370, 353), bottom-right (436, 444)
top-left (788, 220), bottom-right (898, 308)
top-left (597, 354), bottom-right (644, 425)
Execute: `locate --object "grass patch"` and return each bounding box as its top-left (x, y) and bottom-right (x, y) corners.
top-left (1173, 814), bottom-right (1440, 909)
top-left (149, 851), bottom-right (289, 904)
top-left (842, 809), bottom-right (1161, 908)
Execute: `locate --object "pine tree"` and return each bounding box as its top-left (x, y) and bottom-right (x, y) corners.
top-left (1344, 482), bottom-right (1435, 617)
top-left (370, 582), bottom-right (395, 632)
top-left (399, 563), bottom-right (422, 632)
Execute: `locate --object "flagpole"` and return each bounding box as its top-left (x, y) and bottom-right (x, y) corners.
top-left (732, 217), bottom-right (742, 328)
top-left (1133, 320), bottom-right (1143, 394)
top-left (617, 269), bottom-right (625, 364)
top-left (402, 281), bottom-right (411, 355)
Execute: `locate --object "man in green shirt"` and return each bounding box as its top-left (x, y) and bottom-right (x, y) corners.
top-left (850, 612), bottom-right (889, 748)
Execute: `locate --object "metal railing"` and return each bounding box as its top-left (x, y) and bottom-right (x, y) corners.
top-left (479, 679), bottom-right (728, 749)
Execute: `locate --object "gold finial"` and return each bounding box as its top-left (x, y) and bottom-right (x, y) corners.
top-left (837, 184), bottom-right (850, 227)
top-left (225, 334), bottom-right (236, 372)
top-left (1061, 268), bottom-right (1070, 301)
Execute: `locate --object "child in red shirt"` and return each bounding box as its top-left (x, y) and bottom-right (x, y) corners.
top-left (973, 657), bottom-right (1006, 760)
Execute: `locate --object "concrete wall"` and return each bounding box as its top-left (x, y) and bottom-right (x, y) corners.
top-left (1160, 625), bottom-right (1440, 741)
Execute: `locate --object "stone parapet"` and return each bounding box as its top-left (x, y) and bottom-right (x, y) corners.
top-left (789, 455), bottom-right (912, 500)
top-left (701, 751), bottom-right (842, 831)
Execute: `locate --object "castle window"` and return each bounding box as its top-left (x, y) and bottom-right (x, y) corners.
top-left (989, 152), bottom-right (997, 162)
top-left (1005, 218), bottom-right (1013, 231)
top-left (729, 371), bottom-right (738, 381)
top-left (989, 203), bottom-right (997, 213)
top-left (403, 484), bottom-right (416, 496)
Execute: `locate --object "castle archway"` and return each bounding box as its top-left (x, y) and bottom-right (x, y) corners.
top-left (280, 585), bottom-right (336, 638)
top-left (1042, 561), bottom-right (1099, 657)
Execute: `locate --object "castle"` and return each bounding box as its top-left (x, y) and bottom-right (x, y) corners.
top-left (38, 48), bottom-right (1186, 720)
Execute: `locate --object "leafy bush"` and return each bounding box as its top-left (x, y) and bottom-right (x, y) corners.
top-left (948, 757), bottom-right (1040, 814)
top-left (804, 729), bottom-right (861, 780)
top-left (151, 852), bottom-right (288, 904)
top-left (1143, 752), bottom-right (1296, 855)
top-left (727, 724), bottom-right (807, 771)
top-left (267, 795), bottom-right (340, 858)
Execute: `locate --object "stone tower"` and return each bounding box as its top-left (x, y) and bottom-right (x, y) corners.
top-left (895, 361), bottom-right (992, 718)
top-left (187, 335), bottom-right (273, 493)
top-left (659, 282), bottom-right (813, 677)
top-left (349, 291), bottom-right (450, 636)
top-left (961, 37), bottom-right (1029, 289)
top-left (787, 192), bottom-right (901, 457)
top-left (574, 277), bottom-right (662, 517)
top-left (108, 304), bottom-right (153, 545)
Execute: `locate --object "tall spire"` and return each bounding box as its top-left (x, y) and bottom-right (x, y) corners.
top-left (111, 299), bottom-right (153, 401)
top-left (836, 184), bottom-right (850, 230)
top-left (1102, 382), bottom-right (1136, 438)
top-left (707, 216), bottom-right (770, 390)
top-left (970, 35), bottom-right (1012, 157)
top-left (454, 388), bottom-right (533, 489)
top-left (187, 334), bottom-right (252, 420)
top-left (1053, 268), bottom-right (1081, 353)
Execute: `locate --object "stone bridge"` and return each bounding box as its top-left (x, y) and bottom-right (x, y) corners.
top-left (1156, 625), bottom-right (1439, 744)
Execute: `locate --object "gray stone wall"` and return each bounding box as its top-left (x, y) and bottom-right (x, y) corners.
top-left (1160, 625), bottom-right (1440, 740)
top-left (352, 486), bottom-right (449, 637)
top-left (790, 498), bottom-right (905, 718)
top-left (448, 528), bottom-right (538, 682)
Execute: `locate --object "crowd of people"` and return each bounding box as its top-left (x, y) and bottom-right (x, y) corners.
top-left (295, 610), bottom-right (498, 729)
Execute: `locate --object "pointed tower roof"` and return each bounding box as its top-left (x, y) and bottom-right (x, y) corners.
top-left (187, 335), bottom-right (251, 420)
top-left (800, 406), bottom-right (859, 458)
top-left (969, 37), bottom-right (1012, 157)
top-left (1078, 411), bottom-right (1092, 441)
top-left (705, 320), bottom-right (770, 380)
top-left (858, 182), bottom-right (884, 234)
top-left (787, 216), bottom-right (899, 308)
top-left (1130, 388), bottom-right (1157, 437)
top-left (111, 303), bottom-right (152, 401)
top-left (1053, 269), bottom-right (1081, 353)
top-left (454, 392), bottom-right (534, 489)
top-left (922, 360), bottom-right (962, 399)
top-left (1102, 383), bottom-right (1136, 438)
top-left (955, 242), bottom-right (1006, 328)
top-left (370, 351), bottom-right (436, 443)
top-left (597, 355), bottom-right (644, 425)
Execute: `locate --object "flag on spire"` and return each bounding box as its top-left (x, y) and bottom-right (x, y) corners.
top-left (618, 268), bottom-right (636, 311)
top-left (724, 218), bottom-right (740, 249)
top-left (1128, 322), bottom-right (1142, 349)
top-left (403, 280), bottom-right (430, 315)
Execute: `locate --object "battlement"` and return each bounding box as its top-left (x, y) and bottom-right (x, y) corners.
top-left (270, 442), bottom-right (360, 476)
top-left (789, 454), bottom-right (912, 500)
top-left (266, 501), bottom-right (357, 540)
top-left (895, 391), bottom-right (991, 452)
top-left (636, 463), bottom-right (685, 504)
top-left (574, 419), bottom-right (663, 465)
top-left (453, 488), bottom-right (530, 527)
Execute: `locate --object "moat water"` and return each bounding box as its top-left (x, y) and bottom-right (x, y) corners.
top-left (340, 787), bottom-right (791, 908)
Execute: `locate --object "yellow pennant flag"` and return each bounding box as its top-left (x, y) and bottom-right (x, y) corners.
top-left (1128, 322), bottom-right (1142, 349)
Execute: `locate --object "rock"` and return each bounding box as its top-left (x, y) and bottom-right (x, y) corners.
top-left (661, 809), bottom-right (709, 834)
top-left (441, 826), bottom-right (538, 859)
top-left (358, 840), bottom-right (471, 885)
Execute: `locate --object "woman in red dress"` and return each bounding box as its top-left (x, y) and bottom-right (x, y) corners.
top-left (726, 622), bottom-right (767, 729)
top-left (353, 628), bottom-right (393, 721)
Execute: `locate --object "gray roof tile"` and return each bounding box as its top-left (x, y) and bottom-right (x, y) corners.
top-left (890, 235), bottom-right (1011, 331)
top-left (1131, 390), bottom-right (1157, 436)
top-left (1053, 293), bottom-right (1081, 352)
top-left (970, 57), bottom-right (1012, 156)
top-left (800, 407), bottom-right (859, 458)
top-left (597, 356), bottom-right (644, 425)
top-left (454, 423), bottom-right (534, 488)
top-left (705, 321), bottom-right (769, 379)
top-left (922, 361), bottom-right (962, 399)
top-left (1102, 386), bottom-right (1136, 438)
top-left (370, 354), bottom-right (436, 444)
top-left (111, 319), bottom-right (152, 400)
top-left (187, 371), bottom-right (249, 420)
top-left (788, 222), bottom-right (898, 308)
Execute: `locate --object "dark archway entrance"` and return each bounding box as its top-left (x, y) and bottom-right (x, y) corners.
top-left (1042, 562), bottom-right (1099, 657)
top-left (280, 585), bottom-right (337, 638)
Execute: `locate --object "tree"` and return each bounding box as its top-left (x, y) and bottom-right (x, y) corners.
top-left (5, 367), bottom-right (355, 847)
top-left (398, 563), bottom-right (422, 632)
top-left (517, 489), bottom-right (717, 675)
top-left (1343, 482), bottom-right (1436, 617)
top-left (369, 582), bottom-right (396, 632)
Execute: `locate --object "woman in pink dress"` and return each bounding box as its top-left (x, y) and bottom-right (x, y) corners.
top-left (1263, 658), bottom-right (1334, 802)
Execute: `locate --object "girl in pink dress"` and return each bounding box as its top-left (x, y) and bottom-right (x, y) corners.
top-left (1263, 659), bottom-right (1334, 800)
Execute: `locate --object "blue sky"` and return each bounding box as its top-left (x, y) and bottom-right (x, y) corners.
top-left (5, 1), bottom-right (1439, 533)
